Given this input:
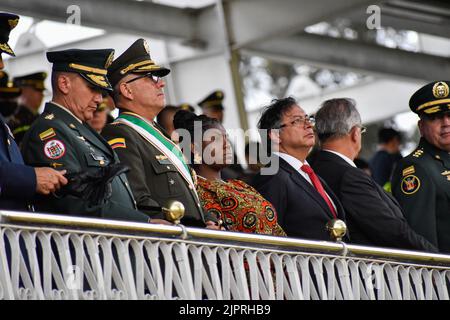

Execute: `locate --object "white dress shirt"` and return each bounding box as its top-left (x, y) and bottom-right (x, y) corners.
top-left (274, 151), bottom-right (337, 212)
top-left (323, 149), bottom-right (357, 168)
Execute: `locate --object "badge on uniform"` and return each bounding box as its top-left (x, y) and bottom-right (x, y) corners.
top-left (401, 175), bottom-right (421, 195)
top-left (155, 154), bottom-right (171, 165)
top-left (44, 139), bottom-right (66, 159)
top-left (442, 170), bottom-right (450, 181)
top-left (108, 138), bottom-right (126, 149)
top-left (39, 128), bottom-right (56, 141)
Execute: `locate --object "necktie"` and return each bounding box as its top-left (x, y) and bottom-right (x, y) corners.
top-left (301, 164), bottom-right (337, 218)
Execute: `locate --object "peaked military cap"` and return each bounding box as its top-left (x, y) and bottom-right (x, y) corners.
top-left (46, 48), bottom-right (115, 91)
top-left (197, 90), bottom-right (224, 110)
top-left (179, 103), bottom-right (195, 112)
top-left (0, 12), bottom-right (19, 57)
top-left (13, 71), bottom-right (47, 91)
top-left (108, 38), bottom-right (170, 88)
top-left (409, 80), bottom-right (450, 115)
top-left (0, 71), bottom-right (21, 97)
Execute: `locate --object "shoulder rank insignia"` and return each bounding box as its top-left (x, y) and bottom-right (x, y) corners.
top-left (155, 155), bottom-right (168, 161)
top-left (442, 170), bottom-right (450, 181)
top-left (401, 175), bottom-right (421, 195)
top-left (412, 149), bottom-right (424, 158)
top-left (108, 138), bottom-right (126, 149)
top-left (44, 113), bottom-right (55, 120)
top-left (39, 128), bottom-right (56, 141)
top-left (402, 165), bottom-right (415, 177)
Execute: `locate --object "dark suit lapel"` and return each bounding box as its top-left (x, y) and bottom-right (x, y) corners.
top-left (278, 157), bottom-right (335, 219)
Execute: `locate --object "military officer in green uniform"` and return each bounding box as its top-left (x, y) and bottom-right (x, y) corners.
top-left (21, 48), bottom-right (152, 223)
top-left (0, 70), bottom-right (21, 119)
top-left (392, 80), bottom-right (450, 253)
top-left (8, 72), bottom-right (47, 145)
top-left (102, 39), bottom-right (219, 228)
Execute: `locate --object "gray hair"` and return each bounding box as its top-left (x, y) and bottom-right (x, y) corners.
top-left (315, 98), bottom-right (362, 142)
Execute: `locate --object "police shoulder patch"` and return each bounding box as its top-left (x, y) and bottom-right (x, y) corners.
top-left (44, 139), bottom-right (66, 160)
top-left (401, 174), bottom-right (421, 195)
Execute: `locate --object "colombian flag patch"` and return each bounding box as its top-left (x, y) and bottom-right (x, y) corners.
top-left (108, 138), bottom-right (126, 149)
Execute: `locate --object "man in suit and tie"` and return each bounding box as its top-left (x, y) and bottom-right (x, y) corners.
top-left (310, 98), bottom-right (436, 252)
top-left (0, 12), bottom-right (67, 212)
top-left (252, 97), bottom-right (347, 241)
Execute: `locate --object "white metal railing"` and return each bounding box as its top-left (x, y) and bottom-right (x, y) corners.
top-left (0, 210), bottom-right (449, 300)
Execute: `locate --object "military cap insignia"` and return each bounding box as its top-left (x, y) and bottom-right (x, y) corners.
top-left (39, 128), bottom-right (56, 141)
top-left (0, 43), bottom-right (13, 55)
top-left (8, 18), bottom-right (19, 29)
top-left (44, 140), bottom-right (66, 160)
top-left (401, 175), bottom-right (421, 195)
top-left (105, 51), bottom-right (114, 69)
top-left (432, 82), bottom-right (449, 99)
top-left (108, 138), bottom-right (126, 149)
top-left (85, 74), bottom-right (108, 88)
top-left (143, 40), bottom-right (150, 54)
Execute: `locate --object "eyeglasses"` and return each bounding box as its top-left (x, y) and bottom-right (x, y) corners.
top-left (358, 125), bottom-right (367, 134)
top-left (125, 72), bottom-right (160, 85)
top-left (280, 115), bottom-right (315, 128)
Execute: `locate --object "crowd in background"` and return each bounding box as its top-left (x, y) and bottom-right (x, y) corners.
top-left (1, 12), bottom-right (449, 255)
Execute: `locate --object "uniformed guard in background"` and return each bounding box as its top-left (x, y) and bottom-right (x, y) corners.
top-left (198, 90), bottom-right (225, 124)
top-left (21, 48), bottom-right (151, 223)
top-left (0, 70), bottom-right (21, 119)
top-left (102, 38), bottom-right (214, 227)
top-left (392, 80), bottom-right (450, 253)
top-left (8, 71), bottom-right (47, 145)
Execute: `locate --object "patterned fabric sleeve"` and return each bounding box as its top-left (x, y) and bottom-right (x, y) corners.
top-left (196, 178), bottom-right (286, 237)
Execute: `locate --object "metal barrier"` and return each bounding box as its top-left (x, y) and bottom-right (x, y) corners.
top-left (0, 210), bottom-right (449, 300)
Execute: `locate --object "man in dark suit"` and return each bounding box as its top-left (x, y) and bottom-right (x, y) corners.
top-left (311, 98), bottom-right (436, 252)
top-left (391, 81), bottom-right (450, 253)
top-left (0, 12), bottom-right (67, 212)
top-left (252, 97), bottom-right (347, 241)
top-left (21, 48), bottom-right (151, 223)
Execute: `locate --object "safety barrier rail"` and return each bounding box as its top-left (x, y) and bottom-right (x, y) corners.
top-left (0, 210), bottom-right (449, 300)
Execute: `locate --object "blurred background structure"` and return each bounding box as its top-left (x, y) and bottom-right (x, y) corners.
top-left (1, 0), bottom-right (449, 162)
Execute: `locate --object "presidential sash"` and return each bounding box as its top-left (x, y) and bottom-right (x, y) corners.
top-left (116, 112), bottom-right (196, 191)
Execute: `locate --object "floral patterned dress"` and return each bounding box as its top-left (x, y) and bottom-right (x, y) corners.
top-left (196, 177), bottom-right (286, 237)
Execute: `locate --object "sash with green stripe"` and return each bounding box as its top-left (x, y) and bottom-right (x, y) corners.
top-left (116, 112), bottom-right (195, 188)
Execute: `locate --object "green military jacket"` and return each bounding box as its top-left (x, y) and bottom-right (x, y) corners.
top-left (101, 113), bottom-right (206, 227)
top-left (7, 104), bottom-right (38, 147)
top-left (392, 138), bottom-right (450, 253)
top-left (21, 102), bottom-right (150, 223)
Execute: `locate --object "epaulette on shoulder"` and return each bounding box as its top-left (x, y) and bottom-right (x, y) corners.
top-left (44, 113), bottom-right (55, 120)
top-left (412, 148), bottom-right (424, 158)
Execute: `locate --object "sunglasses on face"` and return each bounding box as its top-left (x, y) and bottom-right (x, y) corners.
top-left (125, 72), bottom-right (160, 85)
